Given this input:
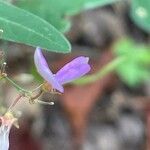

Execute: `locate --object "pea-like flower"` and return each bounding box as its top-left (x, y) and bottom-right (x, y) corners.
top-left (0, 112), bottom-right (17, 150)
top-left (34, 47), bottom-right (91, 93)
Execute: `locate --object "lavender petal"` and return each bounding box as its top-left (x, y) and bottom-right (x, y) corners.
top-left (55, 56), bottom-right (91, 84)
top-left (34, 47), bottom-right (64, 92)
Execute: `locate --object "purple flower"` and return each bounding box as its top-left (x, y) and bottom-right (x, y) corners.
top-left (34, 47), bottom-right (91, 93)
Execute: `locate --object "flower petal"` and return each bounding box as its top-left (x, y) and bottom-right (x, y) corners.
top-left (34, 47), bottom-right (64, 92)
top-left (0, 112), bottom-right (17, 150)
top-left (55, 56), bottom-right (91, 84)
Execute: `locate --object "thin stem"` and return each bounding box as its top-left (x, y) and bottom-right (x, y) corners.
top-left (5, 76), bottom-right (30, 93)
top-left (28, 90), bottom-right (44, 104)
top-left (31, 90), bottom-right (43, 100)
top-left (30, 89), bottom-right (57, 106)
top-left (7, 94), bottom-right (23, 112)
top-left (31, 84), bottom-right (43, 93)
top-left (7, 90), bottom-right (44, 112)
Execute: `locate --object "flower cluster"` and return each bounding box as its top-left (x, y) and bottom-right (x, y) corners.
top-left (0, 47), bottom-right (91, 149)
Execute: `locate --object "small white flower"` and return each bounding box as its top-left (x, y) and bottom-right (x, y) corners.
top-left (0, 112), bottom-right (17, 150)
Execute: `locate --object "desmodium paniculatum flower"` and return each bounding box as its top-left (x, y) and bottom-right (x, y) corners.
top-left (34, 47), bottom-right (91, 93)
top-left (0, 112), bottom-right (17, 150)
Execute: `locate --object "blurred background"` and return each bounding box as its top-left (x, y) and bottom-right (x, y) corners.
top-left (0, 0), bottom-right (150, 150)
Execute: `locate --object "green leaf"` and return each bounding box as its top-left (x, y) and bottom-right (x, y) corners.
top-left (0, 1), bottom-right (71, 53)
top-left (83, 0), bottom-right (119, 10)
top-left (130, 0), bottom-right (150, 32)
top-left (114, 38), bottom-right (150, 87)
top-left (15, 0), bottom-right (119, 32)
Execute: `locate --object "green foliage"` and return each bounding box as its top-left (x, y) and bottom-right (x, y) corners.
top-left (0, 1), bottom-right (71, 53)
top-left (30, 65), bottom-right (43, 83)
top-left (130, 0), bottom-right (150, 32)
top-left (114, 38), bottom-right (150, 87)
top-left (15, 0), bottom-right (119, 32)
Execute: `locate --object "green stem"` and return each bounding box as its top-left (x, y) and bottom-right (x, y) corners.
top-left (5, 76), bottom-right (30, 94)
top-left (73, 56), bottom-right (126, 85)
